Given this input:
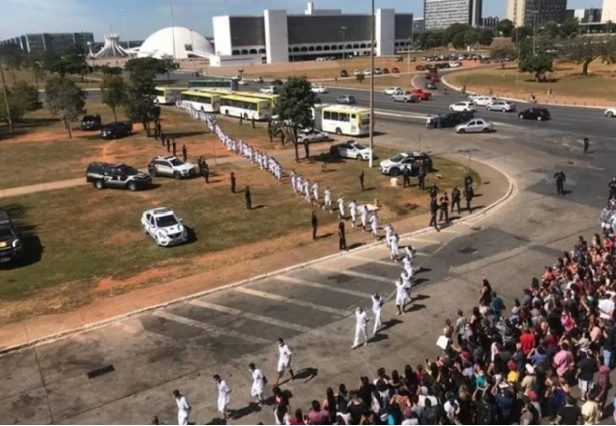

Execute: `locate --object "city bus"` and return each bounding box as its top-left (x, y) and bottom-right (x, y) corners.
top-left (187, 77), bottom-right (238, 91)
top-left (154, 87), bottom-right (183, 105)
top-left (312, 104), bottom-right (371, 136)
top-left (193, 88), bottom-right (280, 112)
top-left (219, 94), bottom-right (272, 121)
top-left (179, 90), bottom-right (221, 113)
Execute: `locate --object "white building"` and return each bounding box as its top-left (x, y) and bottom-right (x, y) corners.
top-left (137, 27), bottom-right (214, 59)
top-left (211, 2), bottom-right (413, 65)
top-left (424, 0), bottom-right (483, 30)
top-left (603, 0), bottom-right (616, 23)
top-left (507, 0), bottom-right (567, 28)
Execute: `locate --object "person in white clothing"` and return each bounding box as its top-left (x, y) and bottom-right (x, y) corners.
top-left (395, 278), bottom-right (408, 315)
top-left (290, 171), bottom-right (297, 193)
top-left (173, 389), bottom-right (191, 426)
top-left (275, 338), bottom-right (295, 385)
top-left (384, 224), bottom-right (393, 248)
top-left (369, 213), bottom-right (379, 240)
top-left (248, 362), bottom-right (265, 405)
top-left (361, 205), bottom-right (369, 231)
top-left (401, 270), bottom-right (413, 300)
top-left (404, 245), bottom-right (417, 262)
top-left (214, 374), bottom-right (231, 420)
top-left (312, 182), bottom-right (320, 204)
top-left (337, 195), bottom-right (345, 218)
top-left (371, 293), bottom-right (384, 336)
top-left (353, 306), bottom-right (370, 348)
top-left (390, 233), bottom-right (400, 261)
top-left (349, 200), bottom-right (358, 227)
top-left (402, 254), bottom-right (414, 277)
top-left (323, 187), bottom-right (332, 212)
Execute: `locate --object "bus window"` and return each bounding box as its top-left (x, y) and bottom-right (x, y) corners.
top-left (340, 113), bottom-right (349, 122)
top-left (324, 111), bottom-right (331, 120)
top-left (351, 114), bottom-right (356, 119)
top-left (330, 112), bottom-right (339, 121)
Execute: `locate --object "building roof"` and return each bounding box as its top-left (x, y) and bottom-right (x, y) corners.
top-left (137, 27), bottom-right (214, 59)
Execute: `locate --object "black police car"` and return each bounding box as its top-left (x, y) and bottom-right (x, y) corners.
top-left (85, 162), bottom-right (152, 191)
top-left (81, 114), bottom-right (102, 131)
top-left (0, 210), bottom-right (23, 264)
top-left (518, 108), bottom-right (551, 121)
top-left (100, 122), bottom-right (133, 140)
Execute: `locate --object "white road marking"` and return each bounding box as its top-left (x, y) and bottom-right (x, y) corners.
top-left (234, 287), bottom-right (349, 316)
top-left (275, 275), bottom-right (372, 298)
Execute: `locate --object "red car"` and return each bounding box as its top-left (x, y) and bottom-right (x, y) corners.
top-left (391, 67), bottom-right (400, 73)
top-left (411, 89), bottom-right (432, 101)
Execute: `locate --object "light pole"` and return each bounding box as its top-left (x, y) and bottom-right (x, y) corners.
top-left (121, 9), bottom-right (130, 49)
top-left (169, 0), bottom-right (177, 60)
top-left (407, 37), bottom-right (411, 74)
top-left (532, 10), bottom-right (539, 56)
top-left (368, 0), bottom-right (375, 168)
top-left (515, 27), bottom-right (521, 95)
top-left (340, 26), bottom-right (347, 70)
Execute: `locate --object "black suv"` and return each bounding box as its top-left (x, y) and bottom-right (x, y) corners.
top-left (0, 210), bottom-right (23, 264)
top-left (81, 114), bottom-right (102, 131)
top-left (433, 111), bottom-right (475, 128)
top-left (100, 122), bottom-right (133, 140)
top-left (85, 162), bottom-right (152, 191)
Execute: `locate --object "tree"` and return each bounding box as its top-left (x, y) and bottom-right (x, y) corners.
top-left (99, 65), bottom-right (123, 76)
top-left (41, 52), bottom-right (68, 77)
top-left (562, 36), bottom-right (615, 75)
top-left (561, 18), bottom-right (580, 38)
top-left (477, 28), bottom-right (494, 46)
top-left (444, 23), bottom-right (471, 44)
top-left (62, 44), bottom-right (90, 81)
top-left (101, 75), bottom-right (127, 122)
top-left (0, 44), bottom-right (24, 69)
top-left (491, 46), bottom-right (517, 68)
top-left (274, 76), bottom-right (316, 162)
top-left (519, 52), bottom-right (553, 82)
top-left (497, 19), bottom-right (514, 37)
top-left (159, 55), bottom-right (179, 81)
top-left (125, 57), bottom-right (167, 76)
top-left (463, 29), bottom-right (478, 47)
top-left (0, 81), bottom-right (42, 125)
top-left (540, 22), bottom-right (562, 39)
top-left (511, 26), bottom-right (532, 43)
top-left (124, 60), bottom-right (158, 136)
top-left (451, 32), bottom-right (466, 50)
top-left (44, 76), bottom-right (86, 139)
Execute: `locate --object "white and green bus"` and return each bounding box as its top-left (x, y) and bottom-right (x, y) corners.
top-left (179, 90), bottom-right (221, 113)
top-left (219, 95), bottom-right (272, 121)
top-left (313, 104), bottom-right (371, 136)
top-left (154, 87), bottom-right (183, 105)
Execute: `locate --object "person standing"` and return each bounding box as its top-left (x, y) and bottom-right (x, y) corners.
top-left (203, 163), bottom-right (210, 184)
top-left (249, 363), bottom-right (265, 406)
top-left (349, 200), bottom-right (358, 228)
top-left (230, 172), bottom-right (236, 193)
top-left (464, 185), bottom-right (474, 212)
top-left (337, 195), bottom-right (345, 219)
top-left (338, 219), bottom-right (347, 251)
top-left (244, 186), bottom-right (252, 210)
top-left (583, 136), bottom-right (590, 155)
top-left (172, 139), bottom-right (177, 157)
top-left (418, 164), bottom-right (427, 190)
top-left (371, 293), bottom-right (383, 336)
top-left (428, 184), bottom-right (439, 200)
top-left (390, 233), bottom-right (400, 261)
top-left (369, 211), bottom-right (379, 241)
top-left (439, 194), bottom-right (450, 223)
top-left (352, 306), bottom-right (369, 349)
top-left (156, 120), bottom-right (162, 140)
top-left (429, 198), bottom-right (440, 231)
top-left (394, 278), bottom-right (408, 315)
top-left (402, 166), bottom-right (412, 188)
top-left (323, 187), bottom-right (332, 212)
top-left (451, 186), bottom-right (461, 215)
top-left (360, 205), bottom-right (369, 232)
top-left (311, 211), bottom-right (318, 240)
top-left (554, 170), bottom-right (566, 196)
top-left (173, 389), bottom-right (191, 426)
top-left (464, 174), bottom-right (473, 190)
top-left (182, 145), bottom-right (187, 162)
top-left (275, 338), bottom-right (295, 386)
top-left (166, 137), bottom-right (171, 153)
top-left (214, 374), bottom-right (231, 421)
top-left (160, 131), bottom-right (166, 147)
top-left (312, 182), bottom-right (319, 205)
top-left (359, 170), bottom-right (365, 191)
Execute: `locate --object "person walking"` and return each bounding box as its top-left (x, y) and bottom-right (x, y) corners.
top-left (182, 144), bottom-right (188, 162)
top-left (395, 278), bottom-right (408, 315)
top-left (214, 374), bottom-right (231, 421)
top-left (203, 163), bottom-right (210, 184)
top-left (349, 200), bottom-right (358, 228)
top-left (337, 195), bottom-right (345, 219)
top-left (249, 363), bottom-right (265, 406)
top-left (360, 205), bottom-right (369, 232)
top-left (583, 136), bottom-right (590, 155)
top-left (429, 198), bottom-right (440, 231)
top-left (418, 165), bottom-right (427, 190)
top-left (338, 219), bottom-right (347, 251)
top-left (369, 211), bottom-right (379, 241)
top-left (172, 139), bottom-right (177, 157)
top-left (390, 233), bottom-right (400, 261)
top-left (439, 194), bottom-right (450, 223)
top-left (359, 170), bottom-right (365, 191)
top-left (166, 137), bottom-right (171, 153)
top-left (352, 306), bottom-right (369, 349)
top-left (464, 185), bottom-right (474, 212)
top-left (230, 172), bottom-right (237, 193)
top-left (323, 187), bottom-right (332, 212)
top-left (244, 186), bottom-right (252, 210)
top-left (173, 389), bottom-right (191, 426)
top-left (554, 170), bottom-right (566, 196)
top-left (311, 211), bottom-right (318, 240)
top-left (275, 338), bottom-right (295, 386)
top-left (371, 293), bottom-right (384, 336)
top-left (451, 186), bottom-right (461, 215)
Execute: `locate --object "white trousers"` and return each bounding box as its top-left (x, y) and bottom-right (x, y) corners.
top-left (354, 326), bottom-right (368, 347)
top-left (178, 413), bottom-right (189, 425)
top-left (373, 310), bottom-right (382, 334)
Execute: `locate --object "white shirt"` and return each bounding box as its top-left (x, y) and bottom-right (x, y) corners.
top-left (395, 280), bottom-right (407, 299)
top-left (599, 298), bottom-right (615, 320)
top-left (372, 295), bottom-right (383, 312)
top-left (324, 189), bottom-right (331, 201)
top-left (370, 215), bottom-right (378, 227)
top-left (176, 395), bottom-right (191, 415)
top-left (349, 201), bottom-right (357, 215)
top-left (356, 310), bottom-right (369, 328)
top-left (217, 380), bottom-right (231, 399)
top-left (278, 344), bottom-right (292, 364)
top-left (401, 271), bottom-right (412, 288)
top-left (252, 368), bottom-right (264, 389)
top-left (337, 197), bottom-right (345, 206)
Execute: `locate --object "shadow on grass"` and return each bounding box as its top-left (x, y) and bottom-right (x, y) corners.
top-left (0, 203), bottom-right (43, 270)
top-left (0, 118), bottom-right (61, 142)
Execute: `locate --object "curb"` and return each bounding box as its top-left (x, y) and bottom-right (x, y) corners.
top-left (0, 158), bottom-right (517, 355)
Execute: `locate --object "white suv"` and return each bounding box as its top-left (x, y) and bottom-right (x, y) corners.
top-left (141, 207), bottom-right (188, 247)
top-left (449, 101), bottom-right (476, 112)
top-left (148, 156), bottom-right (196, 179)
top-left (260, 86), bottom-right (277, 94)
top-left (605, 107), bottom-right (616, 118)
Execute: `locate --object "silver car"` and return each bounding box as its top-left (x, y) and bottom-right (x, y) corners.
top-left (455, 118), bottom-right (493, 134)
top-left (487, 100), bottom-right (516, 112)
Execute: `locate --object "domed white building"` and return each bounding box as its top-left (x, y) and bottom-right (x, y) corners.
top-left (137, 27), bottom-right (214, 59)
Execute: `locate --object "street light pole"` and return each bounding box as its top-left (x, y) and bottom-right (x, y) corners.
top-left (169, 0), bottom-right (177, 60)
top-left (340, 26), bottom-right (347, 70)
top-left (122, 9), bottom-right (130, 49)
top-left (532, 10), bottom-right (538, 56)
top-left (368, 0), bottom-right (375, 168)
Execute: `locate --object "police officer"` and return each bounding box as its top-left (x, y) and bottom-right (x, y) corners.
top-left (609, 177), bottom-right (616, 200)
top-left (417, 164), bottom-right (427, 190)
top-left (203, 163), bottom-right (210, 184)
top-left (464, 174), bottom-right (473, 191)
top-left (583, 136), bottom-right (590, 155)
top-left (359, 170), bottom-right (365, 192)
top-left (244, 186), bottom-right (252, 210)
top-left (554, 170), bottom-right (566, 196)
top-left (172, 139), bottom-right (177, 157)
top-left (464, 184), bottom-right (474, 212)
top-left (160, 131), bottom-right (166, 146)
top-left (182, 145), bottom-right (188, 162)
top-left (230, 172), bottom-right (237, 193)
top-left (428, 183), bottom-right (439, 200)
top-left (311, 211), bottom-right (318, 240)
top-left (402, 166), bottom-right (411, 188)
top-left (166, 137), bottom-right (171, 152)
top-left (439, 194), bottom-right (449, 223)
top-left (429, 198), bottom-right (440, 231)
top-left (451, 186), bottom-right (461, 215)
top-left (338, 219), bottom-right (347, 250)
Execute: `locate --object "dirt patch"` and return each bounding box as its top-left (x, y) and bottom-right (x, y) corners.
top-left (97, 266), bottom-right (182, 293)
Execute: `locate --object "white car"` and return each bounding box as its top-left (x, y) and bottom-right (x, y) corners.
top-left (297, 129), bottom-right (331, 144)
top-left (253, 76), bottom-right (264, 83)
top-left (472, 96), bottom-right (497, 107)
top-left (467, 94), bottom-right (483, 102)
top-left (487, 100), bottom-right (516, 112)
top-left (141, 207), bottom-right (188, 247)
top-left (605, 107), bottom-right (616, 118)
top-left (384, 87), bottom-right (403, 95)
top-left (455, 118), bottom-right (494, 134)
top-left (259, 86), bottom-right (277, 94)
top-left (448, 61), bottom-right (462, 68)
top-left (330, 140), bottom-right (373, 161)
top-left (311, 84), bottom-right (328, 93)
top-left (148, 156), bottom-right (196, 179)
top-left (364, 68), bottom-right (372, 76)
top-left (449, 101), bottom-right (476, 112)
top-left (237, 79), bottom-right (248, 86)
top-left (379, 152), bottom-right (433, 176)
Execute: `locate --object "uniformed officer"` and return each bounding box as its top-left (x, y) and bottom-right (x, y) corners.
top-left (338, 219), bottom-right (347, 250)
top-left (429, 198), bottom-right (440, 231)
top-left (244, 186), bottom-right (252, 210)
top-left (417, 164), bottom-right (427, 190)
top-left (359, 170), bottom-right (365, 192)
top-left (203, 163), bottom-right (210, 184)
top-left (311, 211), bottom-right (318, 240)
top-left (230, 172), bottom-right (237, 193)
top-left (182, 145), bottom-right (188, 162)
top-left (464, 185), bottom-right (474, 212)
top-left (439, 194), bottom-right (449, 223)
top-left (402, 166), bottom-right (411, 188)
top-left (554, 170), bottom-right (566, 196)
top-left (451, 186), bottom-right (461, 215)
top-left (583, 136), bottom-right (590, 155)
top-left (172, 139), bottom-right (177, 157)
top-left (197, 156), bottom-right (204, 175)
top-left (464, 174), bottom-right (473, 191)
top-left (166, 137), bottom-right (171, 152)
top-left (160, 131), bottom-right (166, 146)
top-left (428, 183), bottom-right (439, 200)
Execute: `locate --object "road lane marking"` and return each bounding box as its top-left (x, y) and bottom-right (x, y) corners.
top-left (152, 311), bottom-right (271, 345)
top-left (275, 275), bottom-right (372, 298)
top-left (234, 287), bottom-right (349, 316)
top-left (188, 299), bottom-right (312, 333)
top-left (312, 265), bottom-right (393, 284)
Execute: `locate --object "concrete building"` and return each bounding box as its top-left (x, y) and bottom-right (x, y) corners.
top-left (507, 0), bottom-right (567, 28)
top-left (566, 8), bottom-right (602, 24)
top-left (481, 16), bottom-right (500, 34)
top-left (0, 32), bottom-right (94, 54)
top-left (424, 0), bottom-right (483, 30)
top-left (211, 2), bottom-right (413, 64)
top-left (413, 18), bottom-right (426, 34)
top-left (603, 0), bottom-right (616, 23)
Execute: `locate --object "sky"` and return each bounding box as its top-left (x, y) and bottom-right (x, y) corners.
top-left (0, 0), bottom-right (604, 41)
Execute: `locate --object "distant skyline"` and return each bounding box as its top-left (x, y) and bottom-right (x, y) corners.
top-left (0, 0), bottom-right (604, 41)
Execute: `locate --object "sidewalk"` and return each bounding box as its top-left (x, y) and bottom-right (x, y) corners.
top-left (0, 157), bottom-right (510, 353)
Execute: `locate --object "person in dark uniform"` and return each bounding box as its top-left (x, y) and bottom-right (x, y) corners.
top-left (359, 170), bottom-right (365, 192)
top-left (583, 136), bottom-right (590, 155)
top-left (464, 174), bottom-right (473, 191)
top-left (417, 165), bottom-right (427, 190)
top-left (251, 116), bottom-right (256, 129)
top-left (429, 198), bottom-right (440, 231)
top-left (244, 186), bottom-right (252, 210)
top-left (311, 211), bottom-right (318, 240)
top-left (203, 163), bottom-right (210, 184)
top-left (338, 219), bottom-right (347, 250)
top-left (428, 184), bottom-right (439, 200)
top-left (304, 141), bottom-right (310, 159)
top-left (197, 156), bottom-right (204, 175)
top-left (182, 145), bottom-right (188, 162)
top-left (166, 137), bottom-right (171, 152)
top-left (155, 120), bottom-right (161, 139)
top-left (609, 177), bottom-right (616, 200)
top-left (464, 185), bottom-right (474, 212)
top-left (554, 170), bottom-right (566, 196)
top-left (230, 172), bottom-right (236, 193)
top-left (402, 166), bottom-right (411, 188)
top-left (439, 194), bottom-right (449, 223)
top-left (160, 131), bottom-right (166, 146)
top-left (172, 139), bottom-right (177, 157)
top-left (451, 186), bottom-right (461, 215)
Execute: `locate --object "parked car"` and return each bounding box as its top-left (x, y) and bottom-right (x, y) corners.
top-left (271, 79), bottom-right (283, 86)
top-left (85, 162), bottom-right (152, 191)
top-left (354, 69), bottom-right (363, 76)
top-left (392, 91), bottom-right (418, 103)
top-left (455, 118), bottom-right (494, 134)
top-left (382, 68), bottom-right (390, 74)
top-left (141, 207), bottom-right (188, 247)
top-left (472, 96), bottom-right (497, 107)
top-left (604, 107), bottom-right (616, 118)
top-left (448, 61), bottom-right (462, 68)
top-left (340, 69), bottom-right (348, 77)
top-left (336, 95), bottom-right (356, 105)
top-left (100, 122), bottom-right (133, 140)
top-left (0, 210), bottom-right (23, 264)
top-left (518, 108), bottom-right (551, 121)
top-left (384, 87), bottom-right (403, 95)
top-left (260, 85), bottom-right (278, 94)
top-left (410, 89), bottom-right (432, 101)
top-left (253, 76), bottom-right (264, 83)
top-left (147, 156), bottom-right (196, 179)
top-left (391, 67), bottom-right (400, 73)
top-left (449, 101), bottom-right (476, 112)
top-left (297, 129), bottom-right (331, 144)
top-left (379, 152), bottom-right (433, 177)
top-left (330, 141), bottom-right (372, 161)
top-left (487, 100), bottom-right (516, 112)
top-left (363, 68), bottom-right (372, 76)
top-left (424, 81), bottom-right (437, 90)
top-left (81, 114), bottom-right (102, 131)
top-left (311, 84), bottom-right (328, 93)
top-left (431, 111), bottom-right (475, 128)
top-left (237, 79), bottom-right (248, 86)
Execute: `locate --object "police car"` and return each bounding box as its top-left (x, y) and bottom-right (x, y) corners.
top-left (379, 152), bottom-right (433, 177)
top-left (141, 207), bottom-right (188, 247)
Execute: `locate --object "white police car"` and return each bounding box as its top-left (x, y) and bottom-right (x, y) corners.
top-left (141, 207), bottom-right (188, 247)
